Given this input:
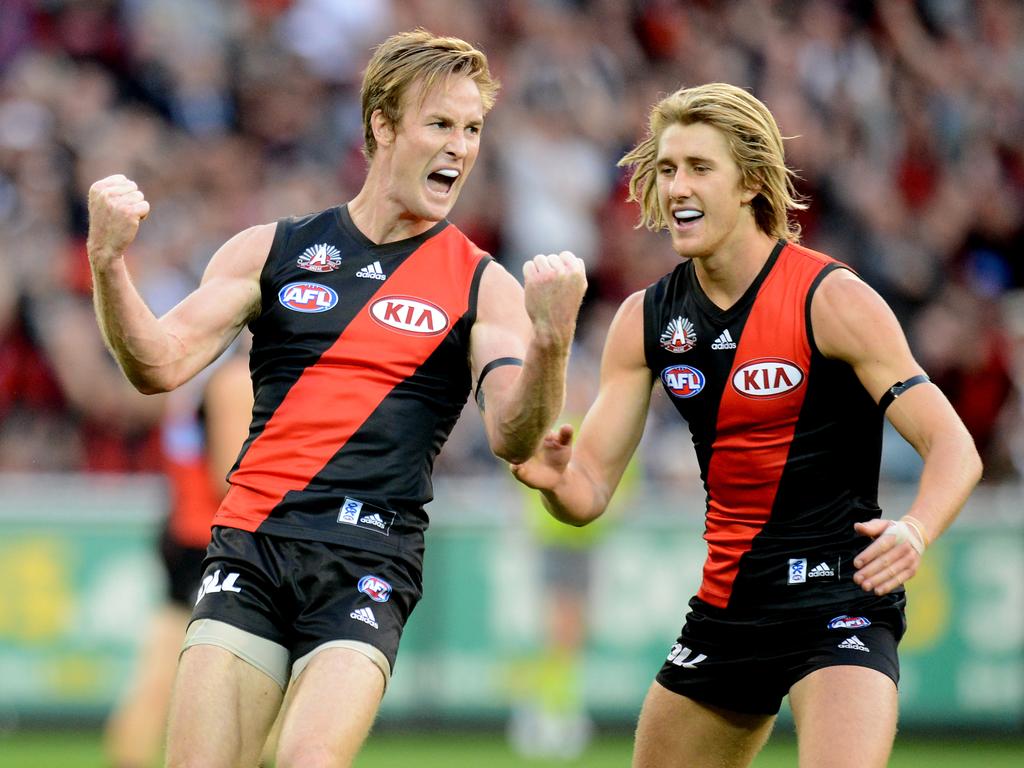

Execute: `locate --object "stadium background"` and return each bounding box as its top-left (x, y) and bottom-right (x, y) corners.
top-left (0, 0), bottom-right (1021, 765)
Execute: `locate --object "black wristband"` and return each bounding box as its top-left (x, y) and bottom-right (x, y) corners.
top-left (878, 374), bottom-right (930, 414)
top-left (474, 357), bottom-right (524, 402)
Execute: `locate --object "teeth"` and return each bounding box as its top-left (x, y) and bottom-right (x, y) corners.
top-left (436, 169), bottom-right (460, 178)
top-left (674, 210), bottom-right (702, 221)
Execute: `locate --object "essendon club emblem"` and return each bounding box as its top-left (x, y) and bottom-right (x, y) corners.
top-left (369, 296), bottom-right (449, 336)
top-left (660, 316), bottom-right (697, 353)
top-left (297, 242), bottom-right (342, 272)
top-left (731, 358), bottom-right (804, 398)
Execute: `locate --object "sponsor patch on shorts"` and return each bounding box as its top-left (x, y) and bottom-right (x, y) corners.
top-left (828, 615), bottom-right (872, 630)
top-left (357, 575), bottom-right (392, 603)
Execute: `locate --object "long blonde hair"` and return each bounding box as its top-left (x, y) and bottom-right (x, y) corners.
top-left (360, 29), bottom-right (499, 159)
top-left (618, 83), bottom-right (805, 241)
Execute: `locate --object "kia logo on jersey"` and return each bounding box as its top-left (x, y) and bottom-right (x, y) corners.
top-left (732, 358), bottom-right (804, 398)
top-left (661, 364), bottom-right (705, 398)
top-left (370, 296), bottom-right (449, 336)
top-left (278, 282), bottom-right (338, 313)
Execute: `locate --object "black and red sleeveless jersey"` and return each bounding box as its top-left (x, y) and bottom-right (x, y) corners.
top-left (214, 206), bottom-right (490, 558)
top-left (644, 240), bottom-right (887, 614)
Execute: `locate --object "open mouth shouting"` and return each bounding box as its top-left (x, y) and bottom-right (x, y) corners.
top-left (427, 167), bottom-right (460, 195)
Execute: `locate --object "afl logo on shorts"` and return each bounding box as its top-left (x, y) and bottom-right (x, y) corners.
top-left (661, 364), bottom-right (705, 398)
top-left (357, 575), bottom-right (392, 603)
top-left (278, 282), bottom-right (338, 313)
top-left (828, 615), bottom-right (871, 630)
top-left (370, 296), bottom-right (449, 336)
top-left (732, 358), bottom-right (804, 399)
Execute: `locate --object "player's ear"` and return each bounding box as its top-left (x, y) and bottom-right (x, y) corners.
top-left (371, 109), bottom-right (396, 149)
top-left (740, 181), bottom-right (761, 205)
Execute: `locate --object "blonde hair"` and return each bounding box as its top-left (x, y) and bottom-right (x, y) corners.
top-left (618, 83), bottom-right (805, 241)
top-left (361, 29), bottom-right (499, 159)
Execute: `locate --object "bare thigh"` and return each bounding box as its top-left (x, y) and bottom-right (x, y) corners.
top-left (275, 647), bottom-right (387, 768)
top-left (632, 682), bottom-right (776, 768)
top-left (789, 665), bottom-right (898, 768)
top-left (165, 644), bottom-right (284, 768)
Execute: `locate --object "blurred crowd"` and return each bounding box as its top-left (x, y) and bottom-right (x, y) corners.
top-left (2, 0), bottom-right (1023, 485)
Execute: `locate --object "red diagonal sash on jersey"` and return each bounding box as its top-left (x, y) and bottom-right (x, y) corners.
top-left (216, 226), bottom-right (483, 531)
top-left (697, 247), bottom-right (814, 608)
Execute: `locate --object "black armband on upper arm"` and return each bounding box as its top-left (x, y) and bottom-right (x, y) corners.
top-left (474, 357), bottom-right (524, 410)
top-left (878, 374), bottom-right (930, 414)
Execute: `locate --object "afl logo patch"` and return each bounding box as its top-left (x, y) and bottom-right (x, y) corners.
top-left (297, 242), bottom-right (342, 272)
top-left (828, 615), bottom-right (872, 630)
top-left (278, 282), bottom-right (338, 313)
top-left (370, 296), bottom-right (449, 336)
top-left (357, 575), bottom-right (392, 603)
top-left (732, 358), bottom-right (804, 398)
top-left (661, 364), bottom-right (705, 398)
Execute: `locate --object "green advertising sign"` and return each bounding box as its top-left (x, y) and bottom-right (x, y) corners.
top-left (0, 476), bottom-right (1020, 729)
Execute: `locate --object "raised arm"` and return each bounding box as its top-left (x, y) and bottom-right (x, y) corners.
top-left (811, 269), bottom-right (983, 595)
top-left (87, 174), bottom-right (268, 394)
top-left (469, 252), bottom-right (586, 464)
top-left (512, 291), bottom-right (654, 526)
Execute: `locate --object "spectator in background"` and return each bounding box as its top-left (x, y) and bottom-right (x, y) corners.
top-left (103, 342), bottom-right (253, 768)
top-left (2, 0), bottom-right (1023, 481)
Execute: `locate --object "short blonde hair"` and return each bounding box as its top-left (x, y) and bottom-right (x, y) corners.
top-left (361, 29), bottom-right (499, 159)
top-left (618, 83), bottom-right (805, 241)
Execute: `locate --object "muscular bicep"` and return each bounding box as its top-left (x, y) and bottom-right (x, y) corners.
top-left (811, 270), bottom-right (925, 403)
top-left (469, 261), bottom-right (531, 413)
top-left (573, 292), bottom-right (654, 494)
top-left (811, 269), bottom-right (958, 451)
top-left (157, 224), bottom-right (270, 386)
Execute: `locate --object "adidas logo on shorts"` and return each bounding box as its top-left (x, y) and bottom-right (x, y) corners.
top-left (350, 607), bottom-right (379, 629)
top-left (360, 513), bottom-right (387, 529)
top-left (808, 562), bottom-right (835, 578)
top-left (838, 635), bottom-right (869, 652)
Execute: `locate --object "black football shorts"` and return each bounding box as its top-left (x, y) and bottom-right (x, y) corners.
top-left (158, 526), bottom-right (208, 608)
top-left (655, 593), bottom-right (906, 715)
top-left (189, 526), bottom-right (424, 680)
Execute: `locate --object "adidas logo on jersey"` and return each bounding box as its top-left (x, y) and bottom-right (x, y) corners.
top-left (360, 513), bottom-right (387, 529)
top-left (711, 329), bottom-right (736, 350)
top-left (356, 261), bottom-right (387, 280)
top-left (838, 635), bottom-right (869, 652)
top-left (350, 607), bottom-right (379, 629)
top-left (808, 562), bottom-right (835, 578)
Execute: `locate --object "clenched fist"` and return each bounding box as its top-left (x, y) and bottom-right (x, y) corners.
top-left (87, 174), bottom-right (151, 269)
top-left (522, 251), bottom-right (587, 349)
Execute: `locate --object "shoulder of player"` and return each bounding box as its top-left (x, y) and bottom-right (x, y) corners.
top-left (812, 268), bottom-right (900, 360)
top-left (202, 223), bottom-right (276, 283)
top-left (478, 257), bottom-right (524, 300)
top-left (601, 291), bottom-right (647, 365)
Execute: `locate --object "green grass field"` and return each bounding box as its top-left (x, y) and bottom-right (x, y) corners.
top-left (0, 730), bottom-right (1020, 767)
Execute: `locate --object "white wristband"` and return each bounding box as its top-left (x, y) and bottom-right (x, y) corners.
top-left (881, 519), bottom-right (926, 555)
